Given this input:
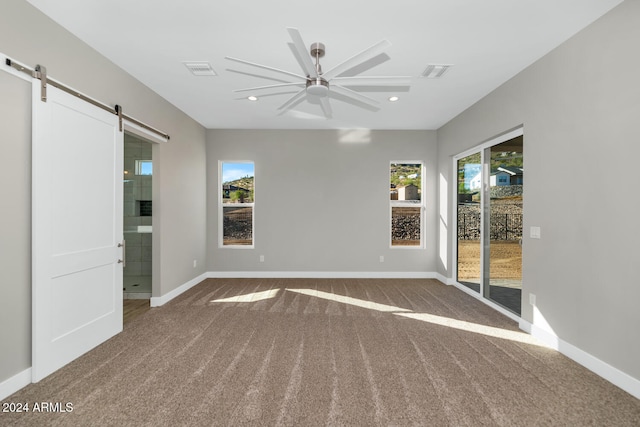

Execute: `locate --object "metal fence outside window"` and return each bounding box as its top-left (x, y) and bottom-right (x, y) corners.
top-left (457, 213), bottom-right (522, 241)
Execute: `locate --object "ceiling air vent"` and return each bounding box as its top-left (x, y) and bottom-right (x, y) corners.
top-left (183, 62), bottom-right (217, 76)
top-left (421, 64), bottom-right (452, 78)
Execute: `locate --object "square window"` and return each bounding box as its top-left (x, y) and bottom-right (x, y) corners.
top-left (135, 160), bottom-right (152, 176)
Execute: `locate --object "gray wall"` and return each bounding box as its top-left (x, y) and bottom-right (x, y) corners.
top-left (0, 69), bottom-right (32, 385)
top-left (0, 0), bottom-right (207, 384)
top-left (207, 130), bottom-right (437, 273)
top-left (437, 0), bottom-right (640, 380)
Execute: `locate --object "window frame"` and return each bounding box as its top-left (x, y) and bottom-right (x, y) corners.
top-left (135, 159), bottom-right (152, 176)
top-left (219, 160), bottom-right (255, 249)
top-left (390, 161), bottom-right (425, 249)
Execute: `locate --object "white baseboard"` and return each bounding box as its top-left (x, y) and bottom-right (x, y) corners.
top-left (150, 271), bottom-right (440, 307)
top-left (435, 272), bottom-right (450, 285)
top-left (0, 368), bottom-right (31, 401)
top-left (207, 271), bottom-right (437, 279)
top-left (150, 273), bottom-right (208, 307)
top-left (520, 319), bottom-right (640, 400)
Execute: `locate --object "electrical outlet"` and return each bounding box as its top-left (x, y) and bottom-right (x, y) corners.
top-left (529, 293), bottom-right (536, 306)
top-left (193, 260), bottom-right (197, 268)
top-left (379, 255), bottom-right (384, 263)
top-left (259, 255), bottom-right (265, 263)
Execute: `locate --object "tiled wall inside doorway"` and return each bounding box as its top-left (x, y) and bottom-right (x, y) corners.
top-left (123, 135), bottom-right (152, 296)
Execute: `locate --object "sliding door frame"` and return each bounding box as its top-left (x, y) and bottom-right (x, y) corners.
top-left (451, 126), bottom-right (524, 322)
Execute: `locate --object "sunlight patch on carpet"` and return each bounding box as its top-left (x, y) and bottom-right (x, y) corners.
top-left (212, 288), bottom-right (279, 303)
top-left (287, 287), bottom-right (544, 346)
top-left (395, 312), bottom-right (543, 346)
top-left (287, 288), bottom-right (411, 313)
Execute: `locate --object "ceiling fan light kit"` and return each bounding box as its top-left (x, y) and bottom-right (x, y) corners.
top-left (306, 78), bottom-right (329, 97)
top-left (225, 28), bottom-right (410, 119)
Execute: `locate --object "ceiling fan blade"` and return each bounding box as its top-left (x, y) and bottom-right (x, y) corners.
top-left (323, 40), bottom-right (392, 80)
top-left (286, 27), bottom-right (318, 78)
top-left (319, 97), bottom-right (333, 119)
top-left (225, 56), bottom-right (306, 81)
top-left (277, 88), bottom-right (307, 110)
top-left (233, 82), bottom-right (305, 93)
top-left (331, 76), bottom-right (411, 86)
top-left (331, 85), bottom-right (380, 107)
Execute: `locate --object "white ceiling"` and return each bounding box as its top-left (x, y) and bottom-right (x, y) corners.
top-left (26, 0), bottom-right (622, 130)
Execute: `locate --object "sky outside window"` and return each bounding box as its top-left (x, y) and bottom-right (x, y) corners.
top-left (222, 162), bottom-right (254, 183)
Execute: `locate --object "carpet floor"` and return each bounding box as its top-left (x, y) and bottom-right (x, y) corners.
top-left (3, 278), bottom-right (639, 426)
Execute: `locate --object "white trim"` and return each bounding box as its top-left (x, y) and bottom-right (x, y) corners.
top-left (150, 272), bottom-right (207, 307)
top-left (452, 126), bottom-right (524, 161)
top-left (520, 319), bottom-right (640, 400)
top-left (134, 159), bottom-right (152, 176)
top-left (207, 271), bottom-right (437, 279)
top-left (518, 319), bottom-right (560, 349)
top-left (436, 273), bottom-right (457, 285)
top-left (434, 272), bottom-right (449, 285)
top-left (0, 53), bottom-right (32, 82)
top-left (0, 368), bottom-right (32, 401)
top-left (123, 119), bottom-right (168, 143)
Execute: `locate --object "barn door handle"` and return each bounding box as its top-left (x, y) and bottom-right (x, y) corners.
top-left (118, 241), bottom-right (126, 267)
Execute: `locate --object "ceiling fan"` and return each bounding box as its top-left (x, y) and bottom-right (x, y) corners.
top-left (225, 28), bottom-right (410, 119)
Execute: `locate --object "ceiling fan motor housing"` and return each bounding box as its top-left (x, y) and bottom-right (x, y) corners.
top-left (310, 42), bottom-right (325, 58)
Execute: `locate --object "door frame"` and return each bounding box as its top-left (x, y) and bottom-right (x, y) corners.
top-left (451, 126), bottom-right (524, 321)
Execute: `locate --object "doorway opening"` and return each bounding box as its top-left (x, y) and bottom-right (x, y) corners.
top-left (455, 130), bottom-right (523, 316)
top-left (123, 133), bottom-right (153, 299)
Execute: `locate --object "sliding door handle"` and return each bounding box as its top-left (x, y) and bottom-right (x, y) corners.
top-left (118, 240), bottom-right (126, 267)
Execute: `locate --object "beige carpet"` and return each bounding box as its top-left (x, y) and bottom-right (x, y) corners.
top-left (3, 278), bottom-right (639, 426)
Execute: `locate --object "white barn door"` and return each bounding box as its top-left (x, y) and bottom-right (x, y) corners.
top-left (32, 81), bottom-right (123, 382)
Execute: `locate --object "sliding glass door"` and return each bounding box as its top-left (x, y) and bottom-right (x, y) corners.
top-left (486, 138), bottom-right (523, 315)
top-left (456, 153), bottom-right (482, 293)
top-left (455, 132), bottom-right (523, 316)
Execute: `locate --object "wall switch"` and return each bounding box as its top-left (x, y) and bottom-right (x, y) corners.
top-left (530, 226), bottom-right (541, 239)
top-left (193, 260), bottom-right (197, 268)
top-left (379, 255), bottom-right (384, 263)
top-left (529, 293), bottom-right (536, 306)
top-left (259, 255), bottom-right (265, 263)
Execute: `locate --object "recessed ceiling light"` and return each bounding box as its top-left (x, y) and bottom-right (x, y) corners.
top-left (247, 96), bottom-right (258, 101)
top-left (388, 96), bottom-right (399, 102)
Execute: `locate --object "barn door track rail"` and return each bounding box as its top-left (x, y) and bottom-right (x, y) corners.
top-left (5, 57), bottom-right (170, 141)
